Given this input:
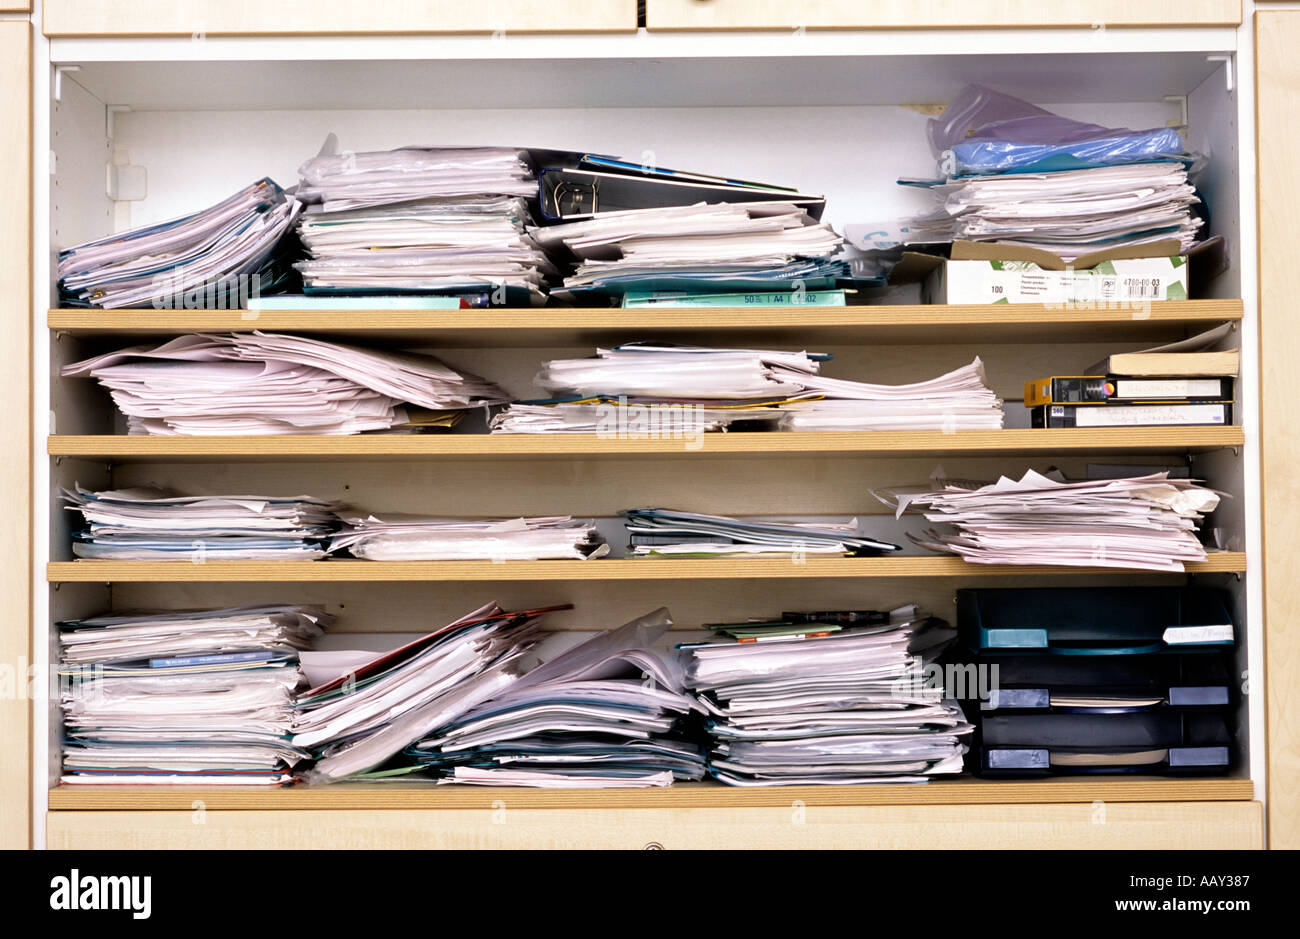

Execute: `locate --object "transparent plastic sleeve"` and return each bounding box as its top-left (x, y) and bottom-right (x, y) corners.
top-left (944, 127), bottom-right (1186, 176)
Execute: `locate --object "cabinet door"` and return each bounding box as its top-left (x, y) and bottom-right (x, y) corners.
top-left (1257, 10), bottom-right (1300, 852)
top-left (646, 0), bottom-right (1241, 30)
top-left (0, 20), bottom-right (30, 851)
top-left (42, 1), bottom-right (636, 36)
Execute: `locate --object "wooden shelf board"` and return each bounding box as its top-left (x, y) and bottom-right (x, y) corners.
top-left (47, 301), bottom-right (1244, 347)
top-left (46, 554), bottom-right (1247, 583)
top-left (46, 777), bottom-right (1254, 811)
top-left (47, 426), bottom-right (1246, 463)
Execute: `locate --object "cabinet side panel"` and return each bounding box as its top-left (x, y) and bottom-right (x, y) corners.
top-left (0, 20), bottom-right (32, 851)
top-left (1256, 11), bottom-right (1300, 851)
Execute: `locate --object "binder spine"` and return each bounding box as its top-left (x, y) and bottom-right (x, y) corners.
top-left (1032, 401), bottom-right (1232, 428)
top-left (1025, 376), bottom-right (1234, 406)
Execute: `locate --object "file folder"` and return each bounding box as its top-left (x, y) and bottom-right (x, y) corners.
top-left (535, 151), bottom-right (826, 221)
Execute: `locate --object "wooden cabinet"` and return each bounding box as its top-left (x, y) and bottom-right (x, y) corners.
top-left (1256, 9), bottom-right (1300, 852)
top-left (645, 0), bottom-right (1241, 30)
top-left (41, 1), bottom-right (636, 37)
top-left (0, 19), bottom-right (30, 853)
top-left (24, 14), bottom-right (1270, 850)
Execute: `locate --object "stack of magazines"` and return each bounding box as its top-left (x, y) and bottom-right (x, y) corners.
top-left (682, 605), bottom-right (972, 785)
top-left (58, 604), bottom-right (330, 786)
top-left (407, 609), bottom-right (706, 788)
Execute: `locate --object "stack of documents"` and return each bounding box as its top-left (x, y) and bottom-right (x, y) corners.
top-left (493, 346), bottom-right (1003, 435)
top-left (533, 203), bottom-right (846, 302)
top-left (295, 146), bottom-right (551, 304)
top-left (531, 343), bottom-right (824, 399)
top-left (408, 608), bottom-right (706, 788)
top-left (682, 605), bottom-right (972, 785)
top-left (894, 86), bottom-right (1204, 261)
top-left (57, 178), bottom-right (301, 309)
top-left (297, 146), bottom-right (538, 210)
top-left (64, 486), bottom-right (339, 560)
top-left (926, 163), bottom-right (1203, 260)
top-left (623, 508), bottom-right (901, 557)
top-left (293, 603), bottom-right (567, 781)
top-left (490, 396), bottom-right (790, 435)
top-left (774, 358), bottom-right (1004, 431)
top-left (492, 342), bottom-right (824, 434)
top-left (58, 604), bottom-right (331, 786)
top-left (328, 514), bottom-right (609, 561)
top-left (879, 469), bottom-right (1221, 571)
top-left (62, 331), bottom-right (510, 435)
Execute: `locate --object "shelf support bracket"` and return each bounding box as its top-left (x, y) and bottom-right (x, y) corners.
top-left (53, 65), bottom-right (80, 103)
top-left (1163, 94), bottom-right (1188, 128)
top-left (1206, 54), bottom-right (1234, 93)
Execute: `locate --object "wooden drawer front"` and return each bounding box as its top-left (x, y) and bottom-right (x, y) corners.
top-left (42, 1), bottom-right (636, 37)
top-left (48, 803), bottom-right (1263, 850)
top-left (646, 0), bottom-right (1242, 30)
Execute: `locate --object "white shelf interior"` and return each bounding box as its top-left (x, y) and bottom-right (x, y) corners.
top-left (35, 36), bottom-right (1263, 815)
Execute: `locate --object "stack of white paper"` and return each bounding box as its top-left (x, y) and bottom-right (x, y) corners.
top-left (880, 469), bottom-right (1221, 571)
top-left (62, 331), bottom-right (510, 435)
top-left (490, 399), bottom-right (786, 435)
top-left (915, 163), bottom-right (1203, 260)
top-left (684, 606), bottom-right (972, 786)
top-left (57, 178), bottom-right (300, 309)
top-left (409, 608), bottom-right (706, 788)
top-left (328, 513), bottom-right (609, 561)
top-left (494, 346), bottom-right (1001, 435)
top-left (293, 602), bottom-right (564, 781)
top-left (295, 147), bottom-right (551, 303)
top-left (773, 357), bottom-right (1004, 431)
top-left (297, 147), bottom-right (538, 211)
top-left (533, 203), bottom-right (844, 299)
top-left (58, 604), bottom-right (331, 786)
top-left (623, 508), bottom-right (900, 557)
top-left (491, 342), bottom-right (824, 434)
top-left (64, 486), bottom-right (339, 560)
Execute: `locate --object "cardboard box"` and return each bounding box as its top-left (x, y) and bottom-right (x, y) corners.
top-left (891, 239), bottom-right (1191, 305)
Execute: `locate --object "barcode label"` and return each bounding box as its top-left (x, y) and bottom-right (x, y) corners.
top-left (1122, 276), bottom-right (1162, 298)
